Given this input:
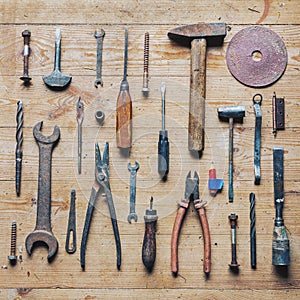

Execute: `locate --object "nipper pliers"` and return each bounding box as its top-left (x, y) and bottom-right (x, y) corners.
top-left (171, 171), bottom-right (211, 276)
top-left (80, 142), bottom-right (121, 270)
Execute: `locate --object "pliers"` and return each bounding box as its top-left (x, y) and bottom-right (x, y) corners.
top-left (171, 171), bottom-right (211, 276)
top-left (80, 142), bottom-right (121, 270)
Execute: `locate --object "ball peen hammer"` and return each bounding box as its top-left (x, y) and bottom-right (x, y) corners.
top-left (168, 23), bottom-right (226, 152)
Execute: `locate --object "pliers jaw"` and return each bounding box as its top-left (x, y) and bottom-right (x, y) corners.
top-left (185, 171), bottom-right (199, 200)
top-left (95, 142), bottom-right (109, 183)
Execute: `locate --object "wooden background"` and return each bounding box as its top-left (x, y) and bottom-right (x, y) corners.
top-left (0, 0), bottom-right (299, 299)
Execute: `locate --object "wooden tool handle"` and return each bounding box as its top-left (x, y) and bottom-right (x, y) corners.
top-left (142, 219), bottom-right (157, 271)
top-left (171, 206), bottom-right (186, 275)
top-left (116, 83), bottom-right (132, 148)
top-left (197, 207), bottom-right (211, 274)
top-left (188, 38), bottom-right (207, 152)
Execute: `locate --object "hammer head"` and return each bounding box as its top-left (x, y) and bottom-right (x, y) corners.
top-left (218, 106), bottom-right (245, 121)
top-left (168, 23), bottom-right (226, 47)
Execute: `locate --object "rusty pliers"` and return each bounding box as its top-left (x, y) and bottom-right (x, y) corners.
top-left (171, 171), bottom-right (211, 276)
top-left (80, 142), bottom-right (121, 270)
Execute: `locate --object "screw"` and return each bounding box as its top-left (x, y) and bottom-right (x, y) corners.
top-left (228, 214), bottom-right (240, 270)
top-left (20, 30), bottom-right (32, 84)
top-left (8, 221), bottom-right (17, 265)
top-left (142, 32), bottom-right (150, 95)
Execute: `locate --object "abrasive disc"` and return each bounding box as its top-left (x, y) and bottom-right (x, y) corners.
top-left (226, 26), bottom-right (288, 87)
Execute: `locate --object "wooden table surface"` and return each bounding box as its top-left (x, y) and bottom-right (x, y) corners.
top-left (0, 1), bottom-right (299, 299)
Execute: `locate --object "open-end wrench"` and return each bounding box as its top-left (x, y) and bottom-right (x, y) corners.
top-left (25, 121), bottom-right (60, 261)
top-left (94, 29), bottom-right (105, 88)
top-left (253, 94), bottom-right (262, 185)
top-left (127, 161), bottom-right (139, 223)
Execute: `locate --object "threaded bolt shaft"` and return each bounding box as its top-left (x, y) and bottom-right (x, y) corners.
top-left (8, 221), bottom-right (17, 264)
top-left (142, 32), bottom-right (150, 93)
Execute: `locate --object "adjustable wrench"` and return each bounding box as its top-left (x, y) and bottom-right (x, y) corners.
top-left (94, 29), bottom-right (105, 88)
top-left (25, 121), bottom-right (60, 261)
top-left (127, 161), bottom-right (139, 223)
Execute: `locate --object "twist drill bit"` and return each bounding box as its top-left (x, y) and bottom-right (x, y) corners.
top-left (15, 101), bottom-right (23, 196)
top-left (76, 97), bottom-right (84, 174)
top-left (249, 192), bottom-right (256, 269)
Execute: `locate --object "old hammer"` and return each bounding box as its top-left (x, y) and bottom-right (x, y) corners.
top-left (168, 23), bottom-right (226, 152)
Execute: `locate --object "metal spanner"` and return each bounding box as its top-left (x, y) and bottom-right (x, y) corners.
top-left (127, 161), bottom-right (139, 223)
top-left (94, 29), bottom-right (105, 88)
top-left (25, 121), bottom-right (60, 261)
top-left (253, 94), bottom-right (262, 185)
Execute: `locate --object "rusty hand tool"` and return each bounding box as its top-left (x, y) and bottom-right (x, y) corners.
top-left (272, 92), bottom-right (285, 136)
top-left (42, 28), bottom-right (72, 90)
top-left (272, 147), bottom-right (290, 266)
top-left (142, 32), bottom-right (150, 95)
top-left (76, 97), bottom-right (84, 174)
top-left (228, 214), bottom-right (239, 270)
top-left (142, 197), bottom-right (158, 272)
top-left (20, 30), bottom-right (31, 84)
top-left (253, 94), bottom-right (262, 185)
top-left (116, 28), bottom-right (132, 149)
top-left (217, 105), bottom-right (245, 202)
top-left (15, 101), bottom-right (23, 196)
top-left (94, 29), bottom-right (105, 88)
top-left (168, 23), bottom-right (226, 152)
top-left (66, 190), bottom-right (76, 254)
top-left (171, 171), bottom-right (211, 276)
top-left (8, 221), bottom-right (17, 265)
top-left (249, 193), bottom-right (256, 269)
top-left (158, 82), bottom-right (169, 180)
top-left (80, 142), bottom-right (121, 270)
top-left (25, 121), bottom-right (60, 261)
top-left (127, 161), bottom-right (139, 223)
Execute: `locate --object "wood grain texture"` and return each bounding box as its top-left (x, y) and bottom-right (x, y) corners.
top-left (0, 0), bottom-right (299, 299)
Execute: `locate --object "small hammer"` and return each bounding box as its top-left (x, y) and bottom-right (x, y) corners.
top-left (218, 105), bottom-right (245, 202)
top-left (168, 23), bottom-right (226, 152)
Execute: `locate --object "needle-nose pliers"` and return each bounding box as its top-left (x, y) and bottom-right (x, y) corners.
top-left (80, 142), bottom-right (121, 270)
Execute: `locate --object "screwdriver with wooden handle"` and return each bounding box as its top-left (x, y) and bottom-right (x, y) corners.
top-left (158, 82), bottom-right (169, 180)
top-left (142, 197), bottom-right (158, 272)
top-left (116, 28), bottom-right (132, 149)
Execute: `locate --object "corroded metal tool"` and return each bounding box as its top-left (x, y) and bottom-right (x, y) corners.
top-left (42, 29), bottom-right (72, 90)
top-left (15, 101), bottom-right (23, 196)
top-left (168, 23), bottom-right (226, 152)
top-left (94, 29), bottom-right (105, 87)
top-left (272, 147), bottom-right (290, 266)
top-left (253, 94), bottom-right (262, 185)
top-left (66, 190), bottom-right (77, 254)
top-left (127, 161), bottom-right (139, 223)
top-left (25, 122), bottom-right (60, 261)
top-left (76, 97), bottom-right (84, 174)
top-left (218, 105), bottom-right (245, 202)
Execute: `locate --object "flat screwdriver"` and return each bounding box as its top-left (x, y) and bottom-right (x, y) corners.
top-left (158, 82), bottom-right (169, 180)
top-left (116, 27), bottom-right (132, 149)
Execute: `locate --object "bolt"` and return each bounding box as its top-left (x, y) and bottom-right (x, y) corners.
top-left (228, 214), bottom-right (239, 270)
top-left (20, 30), bottom-right (32, 84)
top-left (8, 221), bottom-right (17, 265)
top-left (142, 32), bottom-right (150, 95)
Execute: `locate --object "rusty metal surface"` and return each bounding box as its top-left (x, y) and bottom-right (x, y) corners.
top-left (25, 121), bottom-right (60, 261)
top-left (226, 26), bottom-right (287, 87)
top-left (168, 23), bottom-right (226, 47)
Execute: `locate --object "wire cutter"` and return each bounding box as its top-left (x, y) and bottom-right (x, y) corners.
top-left (80, 142), bottom-right (121, 270)
top-left (171, 171), bottom-right (211, 276)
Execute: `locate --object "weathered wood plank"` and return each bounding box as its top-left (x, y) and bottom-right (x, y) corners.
top-left (0, 0), bottom-right (299, 25)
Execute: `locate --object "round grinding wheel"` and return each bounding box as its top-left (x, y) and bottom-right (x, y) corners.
top-left (226, 26), bottom-right (288, 87)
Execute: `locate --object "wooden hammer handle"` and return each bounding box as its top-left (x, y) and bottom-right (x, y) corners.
top-left (188, 38), bottom-right (207, 152)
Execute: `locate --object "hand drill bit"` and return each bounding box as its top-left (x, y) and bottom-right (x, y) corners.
top-left (76, 97), bottom-right (84, 174)
top-left (249, 192), bottom-right (256, 269)
top-left (15, 101), bottom-right (23, 196)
